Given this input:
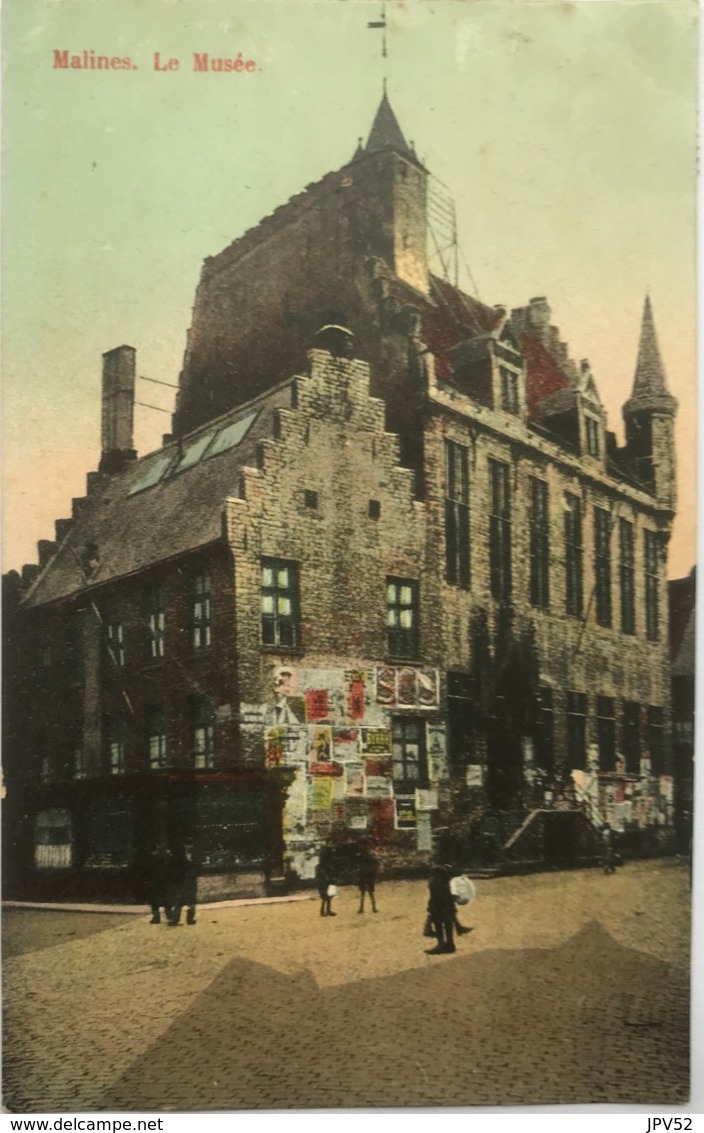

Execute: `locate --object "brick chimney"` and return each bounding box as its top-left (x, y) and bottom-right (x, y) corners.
top-left (99, 345), bottom-right (137, 475)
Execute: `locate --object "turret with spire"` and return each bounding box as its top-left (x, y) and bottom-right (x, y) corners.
top-left (623, 295), bottom-right (678, 508)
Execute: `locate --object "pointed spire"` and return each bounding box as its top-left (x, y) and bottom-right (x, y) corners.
top-left (624, 294), bottom-right (677, 417)
top-left (633, 294), bottom-right (668, 396)
top-left (365, 89), bottom-right (415, 159)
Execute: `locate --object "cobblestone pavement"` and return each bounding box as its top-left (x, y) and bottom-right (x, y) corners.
top-left (3, 859), bottom-right (691, 1112)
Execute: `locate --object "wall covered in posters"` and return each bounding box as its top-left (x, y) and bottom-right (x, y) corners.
top-left (241, 664), bottom-right (443, 878)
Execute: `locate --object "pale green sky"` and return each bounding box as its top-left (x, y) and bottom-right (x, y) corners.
top-left (2, 0), bottom-right (697, 575)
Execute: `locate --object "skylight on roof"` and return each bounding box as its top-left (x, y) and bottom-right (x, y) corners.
top-left (128, 449), bottom-right (176, 496)
top-left (127, 410), bottom-right (259, 497)
top-left (206, 411), bottom-right (257, 459)
top-left (172, 429), bottom-right (217, 474)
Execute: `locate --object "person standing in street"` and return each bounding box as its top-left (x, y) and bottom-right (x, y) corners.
top-left (316, 839), bottom-right (337, 917)
top-left (168, 842), bottom-right (198, 926)
top-left (146, 842), bottom-right (170, 924)
top-left (601, 822), bottom-right (615, 875)
top-left (357, 840), bottom-right (379, 914)
top-left (426, 864), bottom-right (456, 954)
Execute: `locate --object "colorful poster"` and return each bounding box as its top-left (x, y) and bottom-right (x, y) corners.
top-left (345, 765), bottom-right (365, 797)
top-left (333, 727), bottom-right (361, 759)
top-left (264, 727), bottom-right (285, 768)
top-left (305, 689), bottom-right (331, 722)
top-left (364, 757), bottom-right (393, 779)
top-left (310, 761), bottom-right (344, 778)
top-left (375, 666), bottom-right (396, 706)
top-left (397, 666), bottom-right (418, 706)
top-left (395, 797), bottom-right (417, 829)
top-left (417, 667), bottom-right (440, 707)
top-left (345, 670), bottom-right (368, 720)
top-left (310, 777), bottom-right (335, 811)
top-left (308, 726), bottom-right (332, 762)
top-left (361, 727), bottom-right (392, 754)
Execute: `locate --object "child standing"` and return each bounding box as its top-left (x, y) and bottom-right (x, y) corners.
top-left (357, 841), bottom-right (379, 914)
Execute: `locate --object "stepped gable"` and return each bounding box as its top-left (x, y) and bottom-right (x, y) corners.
top-left (22, 382), bottom-right (296, 609)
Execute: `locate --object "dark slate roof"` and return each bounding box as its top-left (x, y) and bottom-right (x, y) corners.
top-left (23, 382), bottom-right (295, 609)
top-left (365, 91), bottom-right (416, 160)
top-left (632, 295), bottom-right (669, 398)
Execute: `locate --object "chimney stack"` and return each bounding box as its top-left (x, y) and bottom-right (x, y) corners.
top-left (528, 297), bottom-right (552, 344)
top-left (99, 345), bottom-right (137, 475)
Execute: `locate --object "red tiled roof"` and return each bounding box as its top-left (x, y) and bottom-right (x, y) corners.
top-left (519, 331), bottom-right (572, 419)
top-left (389, 275), bottom-right (570, 414)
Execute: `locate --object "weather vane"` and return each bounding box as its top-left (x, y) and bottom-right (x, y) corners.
top-left (367, 0), bottom-right (388, 61)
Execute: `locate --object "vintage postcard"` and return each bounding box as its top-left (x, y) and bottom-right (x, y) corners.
top-left (2, 0), bottom-right (698, 1118)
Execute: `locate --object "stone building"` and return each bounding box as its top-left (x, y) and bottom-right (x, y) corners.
top-left (2, 95), bottom-right (680, 900)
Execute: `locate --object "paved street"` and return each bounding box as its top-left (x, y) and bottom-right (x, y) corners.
top-left (3, 859), bottom-right (691, 1112)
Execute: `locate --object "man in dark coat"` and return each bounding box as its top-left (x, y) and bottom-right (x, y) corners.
top-left (167, 843), bottom-right (198, 926)
top-left (146, 843), bottom-right (170, 924)
top-left (426, 864), bottom-right (456, 953)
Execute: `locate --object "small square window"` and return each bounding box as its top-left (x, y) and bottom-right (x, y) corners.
top-left (304, 490), bottom-right (318, 510)
top-left (369, 500), bottom-right (381, 520)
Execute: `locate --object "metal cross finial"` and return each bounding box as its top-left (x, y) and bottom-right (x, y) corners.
top-left (367, 0), bottom-right (388, 61)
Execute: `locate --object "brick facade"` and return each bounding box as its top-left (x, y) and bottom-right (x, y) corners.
top-left (2, 94), bottom-right (679, 901)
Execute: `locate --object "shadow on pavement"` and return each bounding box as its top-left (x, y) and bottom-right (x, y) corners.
top-left (91, 920), bottom-right (689, 1112)
top-left (2, 910), bottom-right (135, 959)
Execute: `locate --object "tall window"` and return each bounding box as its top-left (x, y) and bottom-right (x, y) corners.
top-left (66, 618), bottom-right (82, 684)
top-left (489, 460), bottom-right (511, 601)
top-left (447, 672), bottom-right (473, 770)
top-left (622, 701), bottom-right (640, 773)
top-left (619, 520), bottom-right (636, 635)
top-left (146, 585), bottom-right (165, 661)
top-left (445, 440), bottom-right (470, 588)
top-left (644, 531), bottom-right (660, 642)
top-left (386, 578), bottom-right (419, 659)
top-left (147, 705), bottom-right (168, 770)
top-left (105, 615), bottom-right (125, 669)
top-left (68, 720), bottom-right (85, 780)
top-left (191, 697), bottom-right (215, 769)
top-left (191, 573), bottom-right (212, 651)
top-left (566, 691), bottom-right (587, 770)
top-left (647, 706), bottom-right (664, 775)
top-left (585, 415), bottom-right (601, 458)
top-left (536, 688), bottom-right (555, 778)
top-left (594, 507), bottom-right (612, 628)
top-left (596, 696), bottom-right (616, 772)
top-left (261, 559), bottom-right (300, 648)
top-left (392, 718), bottom-right (427, 792)
top-left (564, 494), bottom-right (583, 617)
top-left (500, 367), bottom-right (520, 414)
top-left (529, 478), bottom-right (549, 608)
top-left (104, 713), bottom-right (126, 775)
